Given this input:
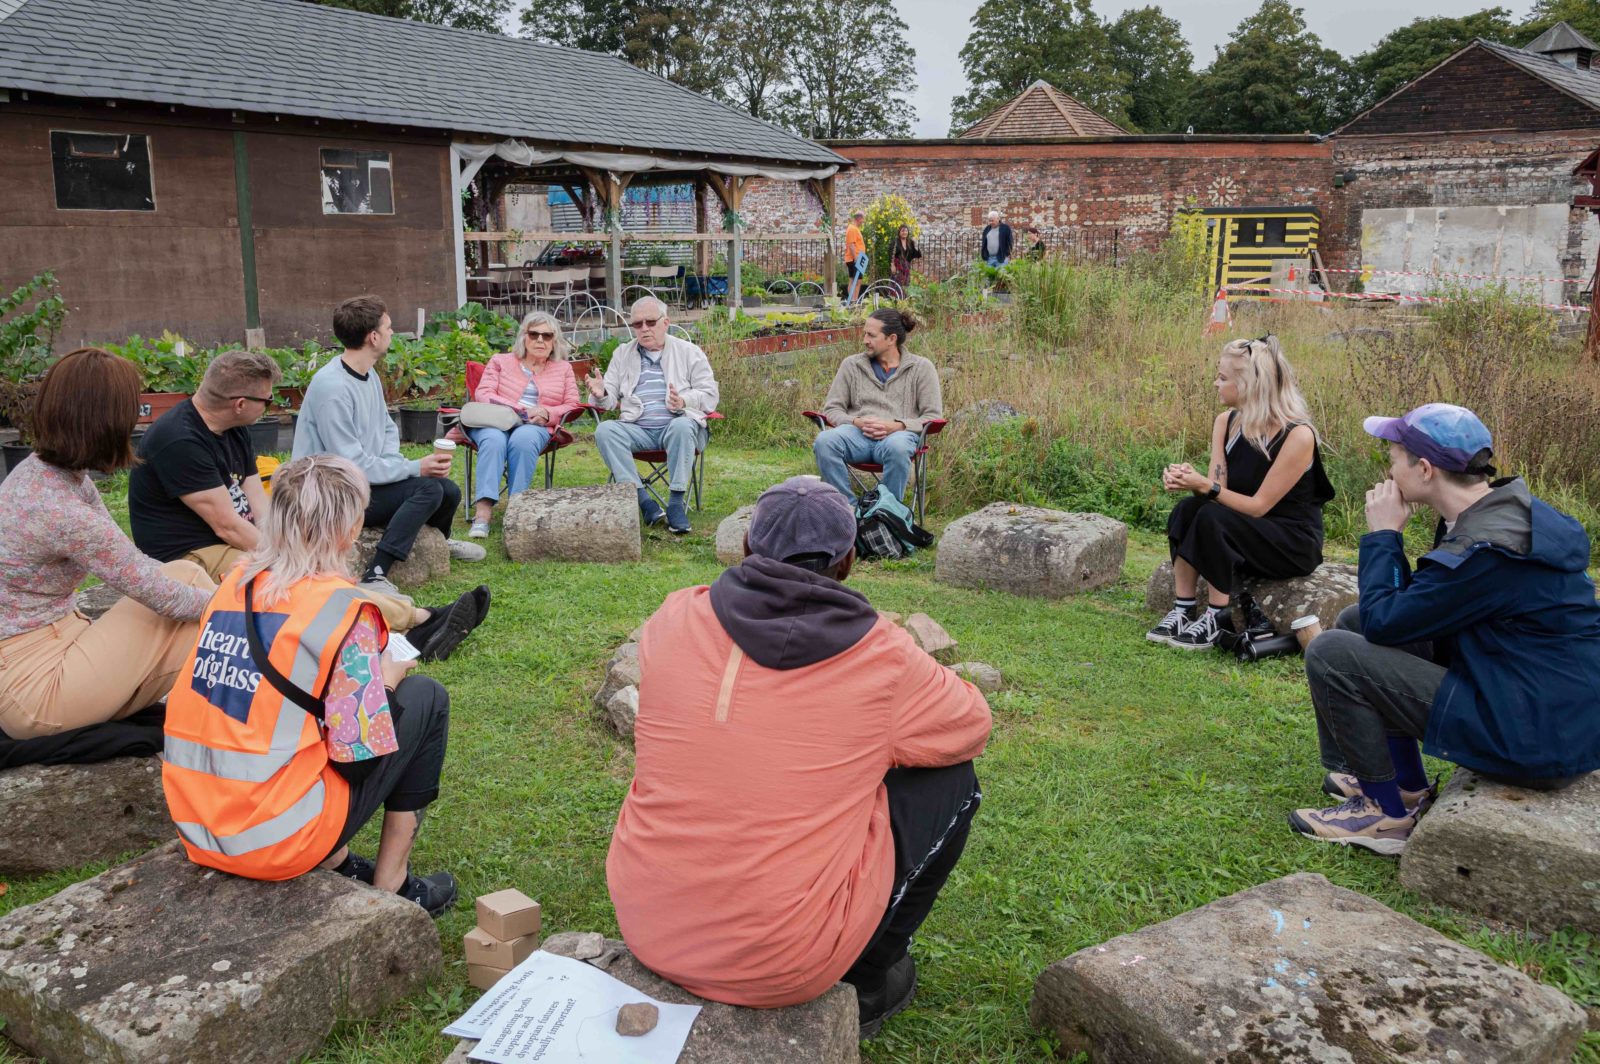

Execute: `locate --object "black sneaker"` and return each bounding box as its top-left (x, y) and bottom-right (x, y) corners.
top-left (417, 585), bottom-right (490, 663)
top-left (1170, 609), bottom-right (1222, 650)
top-left (1146, 605), bottom-right (1192, 645)
top-left (856, 954), bottom-right (917, 1041)
top-left (400, 870), bottom-right (459, 919)
top-left (330, 850), bottom-right (376, 885)
top-left (1237, 594), bottom-right (1275, 637)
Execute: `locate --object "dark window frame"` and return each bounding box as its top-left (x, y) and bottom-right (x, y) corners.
top-left (50, 129), bottom-right (157, 212)
top-left (319, 147), bottom-right (395, 216)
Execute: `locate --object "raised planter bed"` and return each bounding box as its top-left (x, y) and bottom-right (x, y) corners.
top-left (732, 327), bottom-right (855, 357)
top-left (959, 310), bottom-right (1007, 326)
top-left (137, 391), bottom-right (188, 426)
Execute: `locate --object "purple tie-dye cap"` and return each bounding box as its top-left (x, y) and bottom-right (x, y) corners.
top-left (1362, 403), bottom-right (1493, 473)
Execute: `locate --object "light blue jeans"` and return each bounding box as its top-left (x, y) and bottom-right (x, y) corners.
top-left (468, 424), bottom-right (551, 504)
top-left (595, 417), bottom-right (707, 492)
top-left (813, 425), bottom-right (920, 504)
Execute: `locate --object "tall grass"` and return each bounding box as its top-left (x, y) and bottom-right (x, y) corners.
top-left (703, 258), bottom-right (1600, 553)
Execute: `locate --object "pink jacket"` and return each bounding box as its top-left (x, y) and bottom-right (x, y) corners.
top-left (473, 353), bottom-right (580, 424)
top-left (606, 566), bottom-right (991, 1008)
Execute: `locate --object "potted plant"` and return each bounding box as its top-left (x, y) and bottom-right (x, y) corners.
top-left (107, 331), bottom-right (203, 424)
top-left (0, 272), bottom-right (65, 471)
top-left (567, 334), bottom-right (622, 383)
top-left (0, 377), bottom-right (38, 472)
top-left (384, 335), bottom-right (460, 443)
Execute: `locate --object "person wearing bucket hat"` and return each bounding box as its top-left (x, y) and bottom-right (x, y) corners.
top-left (607, 476), bottom-right (991, 1040)
top-left (1290, 403), bottom-right (1600, 855)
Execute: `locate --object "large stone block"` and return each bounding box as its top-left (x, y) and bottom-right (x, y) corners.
top-left (936, 504), bottom-right (1127, 599)
top-left (74, 584), bottom-right (125, 621)
top-left (1145, 560), bottom-right (1358, 634)
top-left (715, 504), bottom-right (756, 566)
top-left (348, 526), bottom-right (447, 589)
top-left (1400, 769), bottom-right (1600, 934)
top-left (1029, 872), bottom-right (1585, 1063)
top-left (0, 758), bottom-right (170, 876)
top-left (0, 842), bottom-right (442, 1064)
top-left (445, 934), bottom-right (858, 1064)
top-left (594, 640), bottom-right (642, 743)
top-left (503, 483), bottom-right (640, 564)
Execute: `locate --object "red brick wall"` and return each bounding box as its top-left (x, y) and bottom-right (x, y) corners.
top-left (741, 138), bottom-right (1343, 261)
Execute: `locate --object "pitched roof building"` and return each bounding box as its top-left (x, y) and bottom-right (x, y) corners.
top-left (959, 81), bottom-right (1127, 139)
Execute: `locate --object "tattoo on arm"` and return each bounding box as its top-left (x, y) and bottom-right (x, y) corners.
top-left (410, 808), bottom-right (428, 844)
top-left (1211, 464), bottom-right (1224, 483)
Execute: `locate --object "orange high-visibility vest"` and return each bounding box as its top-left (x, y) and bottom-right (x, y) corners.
top-left (163, 569), bottom-right (373, 881)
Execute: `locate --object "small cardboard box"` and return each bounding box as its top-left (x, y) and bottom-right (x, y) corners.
top-left (475, 889), bottom-right (541, 941)
top-left (464, 926), bottom-right (537, 969)
top-left (467, 961), bottom-right (511, 992)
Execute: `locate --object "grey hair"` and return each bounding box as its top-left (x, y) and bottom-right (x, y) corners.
top-left (511, 310), bottom-right (571, 361)
top-left (196, 349), bottom-right (281, 406)
top-left (239, 455), bottom-right (369, 607)
top-left (629, 296), bottom-right (670, 322)
top-left (987, 210), bottom-right (1001, 221)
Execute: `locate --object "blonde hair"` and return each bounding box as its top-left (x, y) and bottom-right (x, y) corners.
top-left (1220, 335), bottom-right (1314, 454)
top-left (511, 310), bottom-right (571, 361)
top-left (240, 455), bottom-right (369, 607)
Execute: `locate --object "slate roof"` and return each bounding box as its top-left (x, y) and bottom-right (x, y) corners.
top-left (960, 81), bottom-right (1127, 139)
top-left (1479, 38), bottom-right (1600, 111)
top-left (1525, 21), bottom-right (1600, 56)
top-left (0, 0), bottom-right (845, 167)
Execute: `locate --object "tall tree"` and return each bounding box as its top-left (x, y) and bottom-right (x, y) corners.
top-left (950, 0), bottom-right (1128, 132)
top-left (1107, 6), bottom-right (1194, 132)
top-left (782, 0), bottom-right (917, 139)
top-left (1346, 9), bottom-right (1518, 117)
top-left (706, 0), bottom-right (800, 122)
top-left (301, 0), bottom-right (511, 33)
top-left (1190, 0), bottom-right (1348, 134)
top-left (1518, 0), bottom-right (1600, 47)
top-left (620, 2), bottom-right (725, 96)
top-left (520, 0), bottom-right (643, 56)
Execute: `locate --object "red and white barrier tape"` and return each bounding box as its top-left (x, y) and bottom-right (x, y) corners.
top-left (1224, 284), bottom-right (1590, 313)
top-left (1295, 267), bottom-right (1559, 284)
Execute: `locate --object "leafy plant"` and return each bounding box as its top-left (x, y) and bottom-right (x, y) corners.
top-left (0, 378), bottom-right (40, 445)
top-left (0, 272), bottom-right (66, 382)
top-left (105, 331), bottom-right (203, 394)
top-left (861, 193), bottom-right (921, 280)
top-left (381, 337), bottom-right (454, 405)
top-left (572, 336), bottom-right (625, 374)
top-left (425, 302), bottom-right (519, 353)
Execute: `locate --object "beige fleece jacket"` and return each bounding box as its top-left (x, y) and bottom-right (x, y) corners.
top-left (819, 352), bottom-right (942, 434)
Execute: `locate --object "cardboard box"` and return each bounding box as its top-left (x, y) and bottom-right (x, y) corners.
top-left (475, 889), bottom-right (541, 941)
top-left (467, 961), bottom-right (511, 992)
top-left (464, 926), bottom-right (538, 969)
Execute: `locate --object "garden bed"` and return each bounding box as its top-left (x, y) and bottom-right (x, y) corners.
top-left (732, 326), bottom-right (855, 357)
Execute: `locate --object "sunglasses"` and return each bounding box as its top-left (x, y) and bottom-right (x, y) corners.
top-left (230, 394), bottom-right (273, 404)
top-left (629, 316), bottom-right (664, 329)
top-left (526, 330), bottom-right (556, 341)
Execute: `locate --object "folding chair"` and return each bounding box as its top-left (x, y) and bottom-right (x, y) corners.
top-left (802, 411), bottom-right (948, 525)
top-left (586, 406), bottom-right (726, 512)
top-left (441, 360), bottom-right (590, 513)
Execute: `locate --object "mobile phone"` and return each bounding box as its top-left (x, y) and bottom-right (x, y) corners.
top-left (387, 632), bottom-right (421, 662)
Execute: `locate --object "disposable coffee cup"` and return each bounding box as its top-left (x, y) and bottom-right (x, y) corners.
top-left (432, 438), bottom-right (456, 459)
top-left (1291, 614), bottom-right (1323, 650)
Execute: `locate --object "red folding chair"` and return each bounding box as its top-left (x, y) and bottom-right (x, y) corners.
top-left (441, 360), bottom-right (589, 513)
top-left (802, 411), bottom-right (948, 524)
top-left (584, 405), bottom-right (725, 512)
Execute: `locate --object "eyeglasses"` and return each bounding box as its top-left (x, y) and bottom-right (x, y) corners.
top-left (230, 394), bottom-right (273, 404)
top-left (526, 330), bottom-right (556, 341)
top-left (629, 316), bottom-right (664, 329)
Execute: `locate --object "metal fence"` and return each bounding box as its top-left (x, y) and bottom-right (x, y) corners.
top-left (894, 227), bottom-right (1122, 282)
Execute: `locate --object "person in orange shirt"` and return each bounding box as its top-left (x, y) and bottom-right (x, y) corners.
top-left (844, 209), bottom-right (868, 304)
top-left (606, 476), bottom-right (991, 1039)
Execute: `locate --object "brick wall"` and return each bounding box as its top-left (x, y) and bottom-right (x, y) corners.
top-left (740, 138), bottom-right (1343, 262)
top-left (1338, 47), bottom-right (1600, 136)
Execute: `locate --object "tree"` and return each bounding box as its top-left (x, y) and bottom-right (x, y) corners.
top-left (1346, 9), bottom-right (1518, 116)
top-left (1518, 0), bottom-right (1600, 48)
top-left (950, 0), bottom-right (1128, 132)
top-left (782, 0), bottom-right (917, 139)
top-left (519, 0), bottom-right (645, 55)
top-left (1190, 0), bottom-right (1348, 134)
top-left (1107, 6), bottom-right (1195, 132)
top-left (706, 0), bottom-right (800, 122)
top-left (301, 0), bottom-right (511, 33)
top-left (620, 2), bottom-right (725, 97)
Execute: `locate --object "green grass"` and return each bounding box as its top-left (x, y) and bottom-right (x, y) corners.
top-left (3, 432), bottom-right (1596, 1063)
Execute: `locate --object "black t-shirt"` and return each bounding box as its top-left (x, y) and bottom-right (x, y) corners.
top-left (129, 398), bottom-right (257, 561)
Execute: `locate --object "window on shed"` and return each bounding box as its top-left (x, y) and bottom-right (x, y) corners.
top-left (1262, 218), bottom-right (1289, 244)
top-left (320, 148), bottom-right (394, 215)
top-left (51, 131), bottom-right (156, 211)
top-left (1231, 218), bottom-right (1261, 245)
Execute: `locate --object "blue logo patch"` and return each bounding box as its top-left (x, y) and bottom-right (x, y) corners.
top-left (189, 609), bottom-right (288, 723)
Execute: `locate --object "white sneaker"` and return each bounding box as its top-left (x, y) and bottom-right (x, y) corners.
top-left (358, 573), bottom-right (408, 601)
top-left (468, 519), bottom-right (490, 539)
top-left (447, 538), bottom-right (487, 562)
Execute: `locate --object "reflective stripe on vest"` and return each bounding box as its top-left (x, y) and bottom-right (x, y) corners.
top-left (175, 779), bottom-right (327, 857)
top-left (162, 587), bottom-right (361, 782)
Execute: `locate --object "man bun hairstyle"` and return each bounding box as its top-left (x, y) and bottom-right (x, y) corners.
top-left (868, 307), bottom-right (917, 349)
top-left (332, 295), bottom-right (387, 350)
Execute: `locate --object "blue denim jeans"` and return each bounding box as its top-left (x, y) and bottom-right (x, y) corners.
top-left (813, 424), bottom-right (920, 505)
top-left (594, 417), bottom-right (706, 492)
top-left (467, 423), bottom-right (551, 504)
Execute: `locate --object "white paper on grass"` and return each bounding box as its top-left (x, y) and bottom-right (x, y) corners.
top-left (446, 951), bottom-right (700, 1064)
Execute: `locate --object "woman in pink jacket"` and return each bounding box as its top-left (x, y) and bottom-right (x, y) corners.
top-left (466, 311), bottom-right (581, 538)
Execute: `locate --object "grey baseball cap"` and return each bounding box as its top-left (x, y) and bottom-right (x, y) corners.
top-left (746, 476), bottom-right (857, 567)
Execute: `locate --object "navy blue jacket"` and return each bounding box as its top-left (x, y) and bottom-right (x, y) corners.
top-left (979, 223), bottom-right (1013, 263)
top-left (1358, 478), bottom-right (1600, 778)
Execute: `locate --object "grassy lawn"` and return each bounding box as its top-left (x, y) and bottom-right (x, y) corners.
top-left (3, 431), bottom-right (1596, 1063)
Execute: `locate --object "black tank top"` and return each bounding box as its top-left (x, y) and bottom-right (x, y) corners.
top-left (1224, 410), bottom-right (1335, 528)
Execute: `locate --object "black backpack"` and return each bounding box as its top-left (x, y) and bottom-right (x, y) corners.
top-left (854, 487), bottom-right (934, 560)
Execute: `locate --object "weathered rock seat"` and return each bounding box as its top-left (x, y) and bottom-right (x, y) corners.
top-left (0, 757), bottom-right (170, 876)
top-left (715, 504), bottom-right (756, 566)
top-left (595, 639), bottom-right (642, 741)
top-left (74, 584), bottom-right (125, 621)
top-left (936, 504), bottom-right (1127, 599)
top-left (503, 483), bottom-right (640, 564)
top-left (1029, 872), bottom-right (1586, 1062)
top-left (1401, 769), bottom-right (1600, 934)
top-left (443, 932), bottom-right (858, 1063)
top-left (1145, 560), bottom-right (1358, 634)
top-left (0, 841), bottom-right (442, 1064)
top-left (347, 526), bottom-right (447, 589)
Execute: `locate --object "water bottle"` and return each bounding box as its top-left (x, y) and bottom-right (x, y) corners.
top-left (1235, 631), bottom-right (1302, 663)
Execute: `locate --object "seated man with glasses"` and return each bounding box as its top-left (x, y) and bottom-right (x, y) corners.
top-left (586, 296), bottom-right (720, 534)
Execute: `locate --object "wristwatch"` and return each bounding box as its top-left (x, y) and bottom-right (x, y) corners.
top-left (1206, 481), bottom-right (1221, 500)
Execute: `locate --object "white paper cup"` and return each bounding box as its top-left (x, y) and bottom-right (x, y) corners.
top-left (1291, 614), bottom-right (1323, 650)
top-left (432, 438), bottom-right (456, 459)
